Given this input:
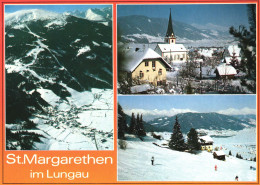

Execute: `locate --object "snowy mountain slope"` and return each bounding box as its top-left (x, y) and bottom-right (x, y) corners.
top-left (5, 9), bottom-right (64, 26)
top-left (5, 9), bottom-right (113, 150)
top-left (118, 15), bottom-right (233, 45)
top-left (146, 112), bottom-right (254, 133)
top-left (86, 9), bottom-right (104, 21)
top-left (65, 7), bottom-right (112, 26)
top-left (118, 132), bottom-right (256, 181)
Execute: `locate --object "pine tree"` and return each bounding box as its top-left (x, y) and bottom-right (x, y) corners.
top-left (169, 116), bottom-right (186, 151)
top-left (118, 103), bottom-right (127, 139)
top-left (230, 52), bottom-right (239, 68)
top-left (138, 114), bottom-right (146, 136)
top-left (135, 113), bottom-right (140, 135)
top-left (229, 4), bottom-right (256, 92)
top-left (128, 113), bottom-right (136, 134)
top-left (187, 128), bottom-right (201, 150)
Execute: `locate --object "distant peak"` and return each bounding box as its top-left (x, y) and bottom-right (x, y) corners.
top-left (85, 8), bottom-right (104, 21)
top-left (5, 9), bottom-right (62, 25)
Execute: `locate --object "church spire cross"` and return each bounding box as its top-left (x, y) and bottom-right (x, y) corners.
top-left (165, 9), bottom-right (176, 44)
top-left (165, 9), bottom-right (175, 38)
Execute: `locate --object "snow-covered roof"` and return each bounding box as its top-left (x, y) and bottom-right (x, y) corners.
top-left (121, 48), bottom-right (172, 72)
top-left (216, 63), bottom-right (237, 76)
top-left (130, 84), bottom-right (152, 93)
top-left (199, 135), bottom-right (213, 143)
top-left (214, 151), bottom-right (225, 156)
top-left (224, 57), bottom-right (242, 65)
top-left (156, 43), bottom-right (187, 52)
top-left (194, 59), bottom-right (204, 63)
top-left (227, 45), bottom-right (241, 57)
top-left (198, 49), bottom-right (213, 57)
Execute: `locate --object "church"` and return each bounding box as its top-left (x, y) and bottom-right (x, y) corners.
top-left (155, 10), bottom-right (188, 64)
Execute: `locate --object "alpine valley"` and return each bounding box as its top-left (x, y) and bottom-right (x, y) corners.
top-left (118, 15), bottom-right (234, 46)
top-left (5, 7), bottom-right (113, 150)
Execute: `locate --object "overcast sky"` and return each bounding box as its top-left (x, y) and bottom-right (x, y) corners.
top-left (117, 4), bottom-right (251, 28)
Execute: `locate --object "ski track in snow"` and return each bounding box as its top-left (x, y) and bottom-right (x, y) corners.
top-left (118, 133), bottom-right (256, 181)
top-left (8, 25), bottom-right (85, 90)
top-left (6, 25), bottom-right (113, 150)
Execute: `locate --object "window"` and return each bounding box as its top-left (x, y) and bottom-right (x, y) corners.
top-left (158, 69), bottom-right (162, 75)
top-left (145, 61), bottom-right (149, 66)
top-left (139, 71), bottom-right (144, 78)
top-left (146, 70), bottom-right (149, 72)
top-left (152, 61), bottom-right (156, 68)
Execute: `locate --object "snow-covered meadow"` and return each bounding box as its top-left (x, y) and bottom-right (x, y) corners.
top-left (118, 128), bottom-right (256, 181)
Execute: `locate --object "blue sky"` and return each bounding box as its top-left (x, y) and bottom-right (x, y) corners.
top-left (117, 4), bottom-right (251, 27)
top-left (118, 95), bottom-right (256, 113)
top-left (5, 4), bottom-right (111, 13)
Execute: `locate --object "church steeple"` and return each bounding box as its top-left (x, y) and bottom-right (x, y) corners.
top-left (165, 9), bottom-right (176, 44)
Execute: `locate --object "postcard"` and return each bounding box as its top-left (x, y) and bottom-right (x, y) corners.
top-left (0, 1), bottom-right (258, 184)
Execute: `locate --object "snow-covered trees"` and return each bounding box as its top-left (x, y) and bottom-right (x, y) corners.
top-left (169, 116), bottom-right (186, 151)
top-left (187, 128), bottom-right (201, 150)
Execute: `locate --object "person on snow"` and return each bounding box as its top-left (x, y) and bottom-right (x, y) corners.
top-left (215, 165), bottom-right (217, 171)
top-left (151, 156), bottom-right (154, 165)
top-left (235, 176), bottom-right (239, 181)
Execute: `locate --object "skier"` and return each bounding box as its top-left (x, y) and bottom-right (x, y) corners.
top-left (151, 156), bottom-right (154, 165)
top-left (235, 176), bottom-right (239, 181)
top-left (215, 165), bottom-right (217, 171)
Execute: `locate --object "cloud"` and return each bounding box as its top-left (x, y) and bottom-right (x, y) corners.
top-left (124, 108), bottom-right (197, 121)
top-left (217, 107), bottom-right (256, 115)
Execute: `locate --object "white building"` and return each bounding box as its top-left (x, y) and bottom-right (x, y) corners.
top-left (154, 10), bottom-right (188, 64)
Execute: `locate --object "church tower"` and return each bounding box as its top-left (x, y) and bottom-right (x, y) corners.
top-left (165, 9), bottom-right (176, 44)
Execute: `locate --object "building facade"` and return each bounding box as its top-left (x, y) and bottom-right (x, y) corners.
top-left (155, 10), bottom-right (188, 63)
top-left (121, 48), bottom-right (172, 86)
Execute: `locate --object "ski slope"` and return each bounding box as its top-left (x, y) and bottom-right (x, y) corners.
top-left (118, 133), bottom-right (256, 182)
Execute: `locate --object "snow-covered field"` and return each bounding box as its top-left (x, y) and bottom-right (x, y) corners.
top-left (118, 129), bottom-right (256, 181)
top-left (29, 88), bottom-right (114, 150)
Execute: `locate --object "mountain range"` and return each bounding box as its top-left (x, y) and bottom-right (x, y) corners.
top-left (118, 15), bottom-right (234, 46)
top-left (146, 112), bottom-right (255, 133)
top-left (65, 7), bottom-right (112, 26)
top-left (124, 112), bottom-right (255, 134)
top-left (5, 8), bottom-right (113, 150)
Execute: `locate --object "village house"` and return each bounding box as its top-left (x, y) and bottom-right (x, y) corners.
top-left (155, 10), bottom-right (188, 64)
top-left (215, 63), bottom-right (237, 79)
top-left (213, 151), bottom-right (226, 161)
top-left (120, 48), bottom-right (172, 87)
top-left (199, 135), bottom-right (214, 151)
